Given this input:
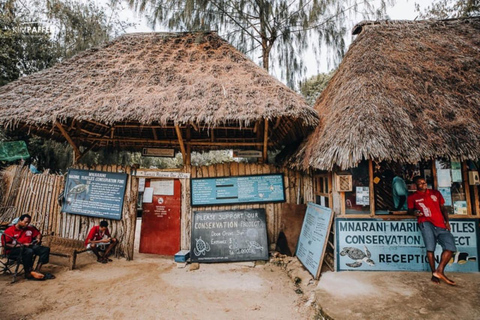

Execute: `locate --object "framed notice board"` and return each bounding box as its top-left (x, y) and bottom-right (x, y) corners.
top-left (61, 169), bottom-right (127, 220)
top-left (296, 203), bottom-right (334, 279)
top-left (191, 174), bottom-right (285, 206)
top-left (190, 209), bottom-right (269, 262)
top-left (336, 218), bottom-right (479, 272)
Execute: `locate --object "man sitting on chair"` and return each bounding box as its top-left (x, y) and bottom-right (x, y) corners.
top-left (2, 214), bottom-right (52, 280)
top-left (85, 220), bottom-right (117, 263)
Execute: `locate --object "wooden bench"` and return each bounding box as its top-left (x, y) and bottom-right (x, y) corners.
top-left (42, 236), bottom-right (89, 270)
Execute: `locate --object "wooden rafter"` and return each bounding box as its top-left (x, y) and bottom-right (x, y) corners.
top-left (55, 122), bottom-right (82, 161)
top-left (263, 119), bottom-right (269, 162)
top-left (175, 125), bottom-right (187, 164)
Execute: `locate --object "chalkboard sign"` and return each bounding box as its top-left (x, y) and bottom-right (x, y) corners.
top-left (296, 203), bottom-right (333, 279)
top-left (61, 169), bottom-right (127, 220)
top-left (191, 209), bottom-right (269, 262)
top-left (191, 174), bottom-right (285, 206)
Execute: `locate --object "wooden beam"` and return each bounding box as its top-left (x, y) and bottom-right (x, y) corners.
top-left (369, 159), bottom-right (375, 217)
top-left (175, 125), bottom-right (187, 165)
top-left (432, 159), bottom-right (438, 190)
top-left (152, 128), bottom-right (158, 140)
top-left (462, 161), bottom-right (472, 216)
top-left (55, 122), bottom-right (82, 161)
top-left (83, 136), bottom-right (270, 147)
top-left (263, 119), bottom-right (269, 162)
top-left (273, 117), bottom-right (282, 130)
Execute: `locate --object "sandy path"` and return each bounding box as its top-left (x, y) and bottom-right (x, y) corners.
top-left (0, 253), bottom-right (314, 320)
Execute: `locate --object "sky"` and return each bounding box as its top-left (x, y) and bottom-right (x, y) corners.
top-left (97, 0), bottom-right (434, 80)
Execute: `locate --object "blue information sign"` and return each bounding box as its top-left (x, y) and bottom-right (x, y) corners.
top-left (191, 174), bottom-right (285, 206)
top-left (336, 218), bottom-right (479, 272)
top-left (62, 169), bottom-right (127, 220)
top-left (296, 203), bottom-right (334, 279)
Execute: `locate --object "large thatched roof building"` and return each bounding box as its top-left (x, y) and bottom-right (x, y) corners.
top-left (0, 32), bottom-right (318, 162)
top-left (291, 17), bottom-right (480, 171)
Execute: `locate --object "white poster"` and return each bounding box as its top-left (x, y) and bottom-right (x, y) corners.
top-left (151, 180), bottom-right (174, 195)
top-left (143, 187), bottom-right (153, 203)
top-left (437, 169), bottom-right (452, 187)
top-left (451, 169), bottom-right (462, 183)
top-left (355, 186), bottom-right (370, 206)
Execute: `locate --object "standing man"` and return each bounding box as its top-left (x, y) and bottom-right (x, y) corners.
top-left (408, 176), bottom-right (456, 285)
top-left (2, 214), bottom-right (52, 280)
top-left (85, 220), bottom-right (118, 263)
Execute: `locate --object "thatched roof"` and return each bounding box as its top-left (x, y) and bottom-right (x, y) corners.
top-left (0, 32), bottom-right (317, 152)
top-left (291, 17), bottom-right (480, 171)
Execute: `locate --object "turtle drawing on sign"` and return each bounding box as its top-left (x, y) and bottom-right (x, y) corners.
top-left (193, 236), bottom-right (211, 256)
top-left (248, 241), bottom-right (264, 252)
top-left (66, 180), bottom-right (89, 204)
top-left (340, 245), bottom-right (375, 268)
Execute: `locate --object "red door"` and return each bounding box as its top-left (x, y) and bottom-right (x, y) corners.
top-left (140, 179), bottom-right (181, 255)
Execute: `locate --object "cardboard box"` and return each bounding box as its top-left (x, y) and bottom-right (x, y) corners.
top-left (174, 250), bottom-right (190, 263)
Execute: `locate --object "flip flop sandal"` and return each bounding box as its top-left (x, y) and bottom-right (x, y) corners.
top-left (27, 276), bottom-right (46, 281)
top-left (44, 273), bottom-right (56, 280)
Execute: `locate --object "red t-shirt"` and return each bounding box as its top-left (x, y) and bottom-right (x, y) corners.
top-left (2, 225), bottom-right (40, 253)
top-left (85, 225), bottom-right (111, 247)
top-left (407, 189), bottom-right (446, 228)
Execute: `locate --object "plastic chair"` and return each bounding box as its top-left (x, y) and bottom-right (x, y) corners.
top-left (1, 233), bottom-right (25, 283)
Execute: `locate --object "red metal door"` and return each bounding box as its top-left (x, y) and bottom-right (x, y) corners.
top-left (140, 179), bottom-right (181, 255)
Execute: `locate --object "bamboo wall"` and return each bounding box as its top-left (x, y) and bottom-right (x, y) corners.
top-left (1, 162), bottom-right (314, 259)
top-left (0, 164), bottom-right (138, 260)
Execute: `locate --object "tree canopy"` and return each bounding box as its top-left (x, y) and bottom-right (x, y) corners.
top-left (299, 71), bottom-right (334, 106)
top-left (415, 0), bottom-right (479, 19)
top-left (125, 0), bottom-right (391, 88)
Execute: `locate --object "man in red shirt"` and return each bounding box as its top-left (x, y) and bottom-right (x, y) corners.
top-left (2, 214), bottom-right (52, 280)
top-left (85, 220), bottom-right (117, 263)
top-left (408, 177), bottom-right (457, 285)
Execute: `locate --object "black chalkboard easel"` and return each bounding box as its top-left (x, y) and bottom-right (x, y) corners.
top-left (191, 209), bottom-right (269, 262)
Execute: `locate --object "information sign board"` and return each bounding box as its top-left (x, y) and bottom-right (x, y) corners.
top-left (61, 169), bottom-right (127, 220)
top-left (336, 218), bottom-right (479, 272)
top-left (191, 174), bottom-right (285, 206)
top-left (190, 209), bottom-right (269, 262)
top-left (296, 203), bottom-right (334, 279)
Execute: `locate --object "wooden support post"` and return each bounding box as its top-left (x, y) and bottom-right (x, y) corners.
top-left (152, 128), bottom-right (158, 140)
top-left (55, 122), bottom-right (82, 162)
top-left (263, 119), bottom-right (269, 163)
top-left (432, 160), bottom-right (438, 190)
top-left (186, 126), bottom-right (191, 166)
top-left (175, 125), bottom-right (187, 165)
top-left (462, 161), bottom-right (472, 216)
top-left (369, 159), bottom-right (375, 217)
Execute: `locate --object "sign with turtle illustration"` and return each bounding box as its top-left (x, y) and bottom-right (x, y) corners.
top-left (191, 174), bottom-right (285, 206)
top-left (61, 169), bottom-right (127, 220)
top-left (336, 218), bottom-right (479, 272)
top-left (190, 209), bottom-right (269, 262)
top-left (296, 203), bottom-right (334, 279)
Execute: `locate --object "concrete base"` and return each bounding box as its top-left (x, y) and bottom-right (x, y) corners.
top-left (315, 271), bottom-right (480, 319)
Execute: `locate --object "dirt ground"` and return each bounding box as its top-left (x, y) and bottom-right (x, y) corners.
top-left (0, 220), bottom-right (317, 320)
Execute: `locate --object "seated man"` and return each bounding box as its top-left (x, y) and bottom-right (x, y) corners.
top-left (2, 214), bottom-right (53, 280)
top-left (85, 220), bottom-right (118, 263)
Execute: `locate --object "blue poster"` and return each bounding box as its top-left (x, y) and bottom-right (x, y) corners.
top-left (336, 219), bottom-right (479, 272)
top-left (62, 169), bottom-right (127, 220)
top-left (191, 174), bottom-right (285, 206)
top-left (296, 203), bottom-right (333, 279)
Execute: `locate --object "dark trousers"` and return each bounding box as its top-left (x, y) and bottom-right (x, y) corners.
top-left (9, 245), bottom-right (50, 271)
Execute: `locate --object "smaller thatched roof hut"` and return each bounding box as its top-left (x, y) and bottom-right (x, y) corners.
top-left (0, 32), bottom-right (318, 162)
top-left (291, 17), bottom-right (480, 171)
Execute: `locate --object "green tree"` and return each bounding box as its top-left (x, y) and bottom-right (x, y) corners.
top-left (125, 0), bottom-right (391, 88)
top-left (299, 71), bottom-right (334, 106)
top-left (415, 0), bottom-right (479, 19)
